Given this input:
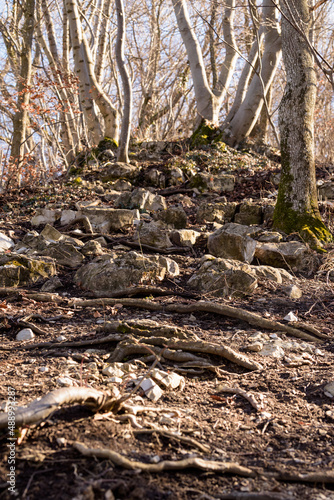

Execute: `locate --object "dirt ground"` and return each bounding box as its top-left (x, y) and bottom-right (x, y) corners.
top-left (0, 146), bottom-right (334, 500)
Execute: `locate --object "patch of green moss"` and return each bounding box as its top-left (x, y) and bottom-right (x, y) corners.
top-left (190, 120), bottom-right (223, 149)
top-left (97, 137), bottom-right (118, 152)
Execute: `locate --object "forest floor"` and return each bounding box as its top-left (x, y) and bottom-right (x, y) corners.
top-left (0, 141), bottom-right (334, 500)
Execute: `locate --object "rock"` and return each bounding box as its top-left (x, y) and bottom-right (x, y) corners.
top-left (255, 241), bottom-right (310, 270)
top-left (284, 311), bottom-right (298, 322)
top-left (56, 335), bottom-right (67, 341)
top-left (156, 205), bottom-right (188, 228)
top-left (196, 202), bottom-right (237, 223)
top-left (318, 182), bottom-right (334, 200)
top-left (169, 166), bottom-right (185, 185)
top-left (102, 364), bottom-right (125, 378)
top-left (139, 378), bottom-right (163, 402)
top-left (135, 222), bottom-right (172, 249)
top-left (234, 201), bottom-right (263, 225)
top-left (208, 223), bottom-right (260, 262)
top-left (189, 172), bottom-right (235, 192)
top-left (80, 207), bottom-right (135, 232)
top-left (116, 187), bottom-right (167, 212)
top-left (0, 233), bottom-right (14, 251)
top-left (41, 276), bottom-right (63, 292)
top-left (151, 369), bottom-right (185, 389)
top-left (257, 231), bottom-right (283, 243)
top-left (170, 229), bottom-right (200, 247)
top-left (188, 257), bottom-right (258, 297)
top-left (16, 328), bottom-right (35, 341)
top-left (0, 253), bottom-right (56, 287)
top-left (324, 382), bottom-right (334, 398)
top-left (253, 265), bottom-right (293, 283)
top-left (102, 162), bottom-right (138, 181)
top-left (74, 251), bottom-right (178, 295)
top-left (60, 210), bottom-right (78, 226)
top-left (57, 377), bottom-right (74, 387)
top-left (110, 179), bottom-right (132, 191)
top-left (259, 343), bottom-right (285, 358)
top-left (41, 224), bottom-right (84, 247)
top-left (157, 256), bottom-right (180, 276)
top-left (282, 285), bottom-right (302, 299)
top-left (40, 242), bottom-right (84, 268)
top-left (81, 240), bottom-right (105, 257)
top-left (31, 208), bottom-right (61, 226)
top-left (248, 342), bottom-right (263, 352)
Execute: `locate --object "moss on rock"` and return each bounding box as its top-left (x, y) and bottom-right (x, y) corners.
top-left (190, 120), bottom-right (223, 149)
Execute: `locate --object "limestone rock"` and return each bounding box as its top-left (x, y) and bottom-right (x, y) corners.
top-left (101, 162), bottom-right (138, 181)
top-left (31, 208), bottom-right (61, 226)
top-left (207, 223), bottom-right (261, 262)
top-left (196, 202), bottom-right (237, 223)
top-left (74, 251), bottom-right (178, 295)
top-left (41, 224), bottom-right (84, 247)
top-left (155, 206), bottom-right (188, 228)
top-left (0, 253), bottom-right (56, 287)
top-left (0, 233), bottom-right (14, 251)
top-left (135, 222), bottom-right (172, 249)
top-left (40, 242), bottom-right (84, 268)
top-left (257, 231), bottom-right (283, 243)
top-left (170, 229), bottom-right (200, 247)
top-left (41, 276), bottom-right (63, 292)
top-left (188, 257), bottom-right (258, 297)
top-left (115, 188), bottom-right (167, 212)
top-left (80, 207), bottom-right (134, 232)
top-left (282, 284), bottom-right (302, 299)
top-left (189, 172), bottom-right (235, 193)
top-left (255, 241), bottom-right (310, 270)
top-left (234, 201), bottom-right (262, 225)
top-left (16, 328), bottom-right (35, 341)
top-left (81, 240), bottom-right (105, 257)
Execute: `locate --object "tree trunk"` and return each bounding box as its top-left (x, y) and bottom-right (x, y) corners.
top-left (115, 0), bottom-right (132, 163)
top-left (273, 0), bottom-right (331, 245)
top-left (223, 0), bottom-right (281, 146)
top-left (10, 0), bottom-right (35, 184)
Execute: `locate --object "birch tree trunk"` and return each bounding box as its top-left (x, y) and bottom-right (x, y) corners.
top-left (223, 0), bottom-right (281, 146)
top-left (273, 0), bottom-right (331, 244)
top-left (115, 0), bottom-right (132, 163)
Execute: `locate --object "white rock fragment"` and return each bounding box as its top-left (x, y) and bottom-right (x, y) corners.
top-left (57, 377), bottom-right (73, 387)
top-left (150, 455), bottom-right (161, 463)
top-left (259, 343), bottom-right (285, 358)
top-left (0, 232), bottom-right (14, 251)
top-left (324, 382), bottom-right (334, 398)
top-left (139, 378), bottom-right (163, 402)
top-left (284, 312), bottom-right (298, 322)
top-left (102, 364), bottom-right (125, 378)
top-left (56, 335), bottom-right (67, 342)
top-left (39, 366), bottom-right (49, 373)
top-left (151, 369), bottom-right (185, 390)
top-left (248, 342), bottom-right (263, 352)
top-left (16, 328), bottom-right (35, 341)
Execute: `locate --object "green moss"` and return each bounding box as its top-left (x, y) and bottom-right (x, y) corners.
top-left (97, 137), bottom-right (118, 151)
top-left (190, 120), bottom-right (223, 149)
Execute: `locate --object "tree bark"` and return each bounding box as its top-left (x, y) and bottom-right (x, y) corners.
top-left (115, 0), bottom-right (132, 163)
top-left (273, 0), bottom-right (331, 244)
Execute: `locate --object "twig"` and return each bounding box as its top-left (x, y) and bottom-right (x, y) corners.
top-left (134, 428), bottom-right (210, 453)
top-left (214, 385), bottom-right (263, 411)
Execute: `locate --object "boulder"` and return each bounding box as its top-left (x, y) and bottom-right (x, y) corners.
top-left (0, 253), bottom-right (56, 287)
top-left (196, 202), bottom-right (237, 223)
top-left (81, 240), bottom-right (105, 257)
top-left (188, 257), bottom-right (258, 297)
top-left (115, 188), bottom-right (167, 212)
top-left (189, 172), bottom-right (235, 192)
top-left (134, 222), bottom-right (172, 249)
top-left (207, 223), bottom-right (261, 262)
top-left (155, 206), bottom-right (188, 228)
top-left (170, 229), bottom-right (200, 247)
top-left (74, 251), bottom-right (179, 295)
top-left (31, 208), bottom-right (61, 226)
top-left (101, 162), bottom-right (138, 181)
top-left (80, 207), bottom-right (134, 232)
top-left (40, 242), bottom-right (85, 268)
top-left (234, 201), bottom-right (262, 225)
top-left (254, 241), bottom-right (310, 270)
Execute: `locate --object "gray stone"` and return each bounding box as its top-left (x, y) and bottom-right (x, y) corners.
top-left (80, 207), bottom-right (134, 232)
top-left (116, 188), bottom-right (167, 212)
top-left (81, 240), bottom-right (105, 257)
top-left (234, 202), bottom-right (262, 225)
top-left (189, 172), bottom-right (235, 193)
top-left (254, 241), bottom-right (310, 270)
top-left (41, 276), bottom-right (63, 292)
top-left (0, 233), bottom-right (14, 251)
top-left (169, 166), bottom-right (185, 185)
top-left (257, 231), bottom-right (283, 243)
top-left (60, 210), bottom-right (78, 226)
top-left (0, 253), bottom-right (56, 287)
top-left (16, 328), bottom-right (35, 341)
top-left (41, 224), bottom-right (84, 247)
top-left (74, 251), bottom-right (178, 295)
top-left (170, 229), bottom-right (200, 247)
top-left (41, 242), bottom-right (84, 268)
top-left (253, 265), bottom-right (293, 283)
top-left (156, 206), bottom-right (188, 228)
top-left (207, 223), bottom-right (260, 262)
top-left (282, 284), bottom-right (303, 299)
top-left (31, 208), bottom-right (61, 226)
top-left (135, 222), bottom-right (172, 249)
top-left (188, 257), bottom-right (258, 297)
top-left (102, 162), bottom-right (138, 181)
top-left (196, 202), bottom-right (237, 223)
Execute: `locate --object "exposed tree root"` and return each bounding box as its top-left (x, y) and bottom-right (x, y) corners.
top-left (73, 441), bottom-right (256, 476)
top-left (0, 387), bottom-right (118, 429)
top-left (214, 385), bottom-right (263, 411)
top-left (133, 428), bottom-right (211, 453)
top-left (90, 285), bottom-right (196, 299)
top-left (118, 238), bottom-right (190, 254)
top-left (70, 298), bottom-right (324, 342)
